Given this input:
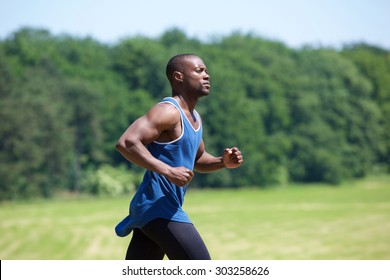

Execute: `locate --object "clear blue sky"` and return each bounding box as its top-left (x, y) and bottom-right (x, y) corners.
top-left (1, 0), bottom-right (389, 49)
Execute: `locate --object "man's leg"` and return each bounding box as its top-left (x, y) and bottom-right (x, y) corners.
top-left (125, 228), bottom-right (165, 260)
top-left (141, 218), bottom-right (211, 260)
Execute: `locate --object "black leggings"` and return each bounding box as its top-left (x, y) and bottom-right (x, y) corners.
top-left (125, 218), bottom-right (211, 260)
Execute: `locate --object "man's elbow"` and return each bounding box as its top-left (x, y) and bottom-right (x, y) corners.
top-left (116, 138), bottom-right (137, 153)
top-left (115, 140), bottom-right (126, 152)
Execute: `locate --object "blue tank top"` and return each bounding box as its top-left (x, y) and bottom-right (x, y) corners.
top-left (115, 97), bottom-right (203, 237)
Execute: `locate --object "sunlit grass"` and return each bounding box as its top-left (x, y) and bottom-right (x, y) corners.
top-left (0, 176), bottom-right (389, 259)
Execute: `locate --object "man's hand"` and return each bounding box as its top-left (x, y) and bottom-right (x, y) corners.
top-left (223, 147), bottom-right (244, 169)
top-left (165, 166), bottom-right (194, 187)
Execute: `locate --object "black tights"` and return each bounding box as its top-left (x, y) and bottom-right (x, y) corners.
top-left (125, 218), bottom-right (211, 260)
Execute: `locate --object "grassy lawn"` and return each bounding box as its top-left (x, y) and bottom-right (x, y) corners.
top-left (0, 176), bottom-right (389, 260)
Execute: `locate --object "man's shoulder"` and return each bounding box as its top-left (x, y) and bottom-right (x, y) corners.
top-left (147, 101), bottom-right (180, 124)
top-left (154, 101), bottom-right (180, 114)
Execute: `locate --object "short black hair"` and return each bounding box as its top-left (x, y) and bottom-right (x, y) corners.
top-left (165, 54), bottom-right (197, 80)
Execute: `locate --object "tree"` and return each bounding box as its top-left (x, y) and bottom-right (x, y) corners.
top-left (287, 48), bottom-right (384, 182)
top-left (342, 44), bottom-right (390, 171)
top-left (1, 27), bottom-right (389, 200)
top-left (0, 63), bottom-right (73, 199)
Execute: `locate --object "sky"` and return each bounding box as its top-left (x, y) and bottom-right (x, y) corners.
top-left (1, 0), bottom-right (389, 49)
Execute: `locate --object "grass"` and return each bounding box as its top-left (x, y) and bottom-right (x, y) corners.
top-left (0, 175), bottom-right (389, 260)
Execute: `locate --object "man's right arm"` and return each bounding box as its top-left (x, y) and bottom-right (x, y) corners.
top-left (115, 114), bottom-right (170, 175)
top-left (115, 104), bottom-right (194, 186)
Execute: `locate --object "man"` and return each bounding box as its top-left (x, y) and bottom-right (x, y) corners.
top-left (115, 54), bottom-right (243, 260)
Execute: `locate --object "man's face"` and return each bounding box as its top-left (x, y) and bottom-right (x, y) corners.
top-left (181, 56), bottom-right (210, 96)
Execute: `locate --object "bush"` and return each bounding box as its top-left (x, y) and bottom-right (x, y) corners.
top-left (80, 164), bottom-right (140, 196)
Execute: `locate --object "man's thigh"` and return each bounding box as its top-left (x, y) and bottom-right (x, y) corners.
top-left (125, 228), bottom-right (165, 260)
top-left (142, 218), bottom-right (211, 260)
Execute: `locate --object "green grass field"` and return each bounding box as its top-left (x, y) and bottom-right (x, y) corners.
top-left (1, 176), bottom-right (389, 260)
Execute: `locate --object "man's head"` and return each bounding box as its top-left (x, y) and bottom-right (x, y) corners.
top-left (166, 54), bottom-right (210, 97)
top-left (166, 54), bottom-right (195, 81)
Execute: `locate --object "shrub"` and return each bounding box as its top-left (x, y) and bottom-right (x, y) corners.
top-left (80, 164), bottom-right (140, 196)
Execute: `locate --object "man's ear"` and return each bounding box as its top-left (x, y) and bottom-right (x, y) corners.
top-left (173, 71), bottom-right (183, 83)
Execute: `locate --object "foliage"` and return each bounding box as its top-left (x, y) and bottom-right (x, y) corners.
top-left (0, 27), bottom-right (389, 200)
top-left (79, 164), bottom-right (139, 197)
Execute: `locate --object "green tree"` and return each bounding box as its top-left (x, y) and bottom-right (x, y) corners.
top-left (1, 27), bottom-right (389, 200)
top-left (342, 44), bottom-right (390, 171)
top-left (288, 48), bottom-right (384, 183)
top-left (0, 63), bottom-right (73, 199)
top-left (112, 37), bottom-right (167, 97)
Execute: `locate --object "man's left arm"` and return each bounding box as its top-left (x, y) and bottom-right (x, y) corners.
top-left (194, 140), bottom-right (243, 173)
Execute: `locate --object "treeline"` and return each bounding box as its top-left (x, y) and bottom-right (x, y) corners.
top-left (1, 27), bottom-right (389, 200)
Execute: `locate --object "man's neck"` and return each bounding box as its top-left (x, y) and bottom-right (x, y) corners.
top-left (172, 94), bottom-right (197, 113)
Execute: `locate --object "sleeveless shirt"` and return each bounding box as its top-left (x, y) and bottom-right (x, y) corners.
top-left (115, 97), bottom-right (203, 237)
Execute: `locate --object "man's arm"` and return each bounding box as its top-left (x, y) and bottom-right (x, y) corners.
top-left (115, 103), bottom-right (194, 186)
top-left (194, 140), bottom-right (243, 173)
